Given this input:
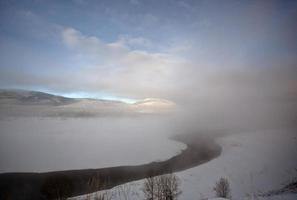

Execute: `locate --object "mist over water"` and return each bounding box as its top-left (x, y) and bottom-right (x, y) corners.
top-left (0, 116), bottom-right (186, 173)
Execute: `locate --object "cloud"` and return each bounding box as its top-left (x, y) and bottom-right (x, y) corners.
top-left (62, 28), bottom-right (83, 47)
top-left (119, 35), bottom-right (153, 49)
top-left (1, 0), bottom-right (296, 132)
top-left (61, 27), bottom-right (184, 98)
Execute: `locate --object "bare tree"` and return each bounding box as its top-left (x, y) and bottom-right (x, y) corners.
top-left (143, 176), bottom-right (157, 200)
top-left (143, 174), bottom-right (181, 200)
top-left (213, 177), bottom-right (231, 199)
top-left (160, 174), bottom-right (181, 200)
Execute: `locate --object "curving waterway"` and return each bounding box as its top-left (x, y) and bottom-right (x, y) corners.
top-left (0, 133), bottom-right (222, 200)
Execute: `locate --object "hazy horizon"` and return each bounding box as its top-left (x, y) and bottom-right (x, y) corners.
top-left (1, 0), bottom-right (297, 131)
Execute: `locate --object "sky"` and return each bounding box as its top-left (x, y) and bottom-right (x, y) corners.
top-left (0, 0), bottom-right (296, 110)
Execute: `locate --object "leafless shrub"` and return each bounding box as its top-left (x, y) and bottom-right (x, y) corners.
top-left (143, 173), bottom-right (181, 200)
top-left (159, 174), bottom-right (181, 200)
top-left (143, 176), bottom-right (157, 200)
top-left (213, 177), bottom-right (231, 199)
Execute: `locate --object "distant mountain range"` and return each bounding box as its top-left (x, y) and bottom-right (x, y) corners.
top-left (0, 89), bottom-right (176, 118)
top-left (0, 89), bottom-right (77, 106)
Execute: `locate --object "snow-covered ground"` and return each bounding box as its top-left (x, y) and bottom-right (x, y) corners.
top-left (0, 117), bottom-right (185, 172)
top-left (72, 129), bottom-right (297, 200)
top-left (177, 129), bottom-right (297, 200)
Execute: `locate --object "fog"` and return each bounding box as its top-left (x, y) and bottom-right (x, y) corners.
top-left (0, 116), bottom-right (185, 172)
top-left (0, 62), bottom-right (297, 173)
top-left (0, 1), bottom-right (296, 199)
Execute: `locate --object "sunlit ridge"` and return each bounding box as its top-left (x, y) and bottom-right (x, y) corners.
top-left (60, 92), bottom-right (138, 104)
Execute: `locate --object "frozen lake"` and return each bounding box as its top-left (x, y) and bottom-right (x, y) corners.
top-left (0, 117), bottom-right (185, 173)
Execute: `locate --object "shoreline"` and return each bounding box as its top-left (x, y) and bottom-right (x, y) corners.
top-left (0, 133), bottom-right (222, 200)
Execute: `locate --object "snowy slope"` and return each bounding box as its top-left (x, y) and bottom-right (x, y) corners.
top-left (176, 129), bottom-right (297, 200)
top-left (0, 89), bottom-right (76, 105)
top-left (71, 129), bottom-right (297, 200)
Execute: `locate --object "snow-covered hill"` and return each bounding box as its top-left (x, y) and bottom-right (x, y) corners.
top-left (0, 89), bottom-right (76, 105)
top-left (0, 89), bottom-right (176, 118)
